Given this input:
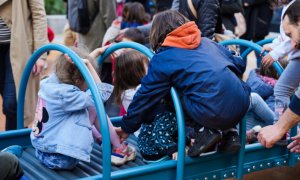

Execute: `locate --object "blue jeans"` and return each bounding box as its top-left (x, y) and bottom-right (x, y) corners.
top-left (36, 150), bottom-right (79, 170)
top-left (0, 44), bottom-right (17, 130)
top-left (248, 92), bottom-right (275, 125)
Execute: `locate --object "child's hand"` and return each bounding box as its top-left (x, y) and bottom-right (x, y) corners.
top-left (287, 134), bottom-right (300, 154)
top-left (261, 54), bottom-right (275, 68)
top-left (260, 45), bottom-right (272, 55)
top-left (89, 45), bottom-right (110, 59)
top-left (64, 54), bottom-right (89, 65)
top-left (115, 127), bottom-right (129, 143)
top-left (172, 152), bottom-right (178, 160)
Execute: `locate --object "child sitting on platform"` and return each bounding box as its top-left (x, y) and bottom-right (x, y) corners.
top-left (113, 50), bottom-right (193, 161)
top-left (30, 47), bottom-right (136, 169)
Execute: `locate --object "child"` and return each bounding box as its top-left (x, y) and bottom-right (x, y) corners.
top-left (114, 50), bottom-right (186, 161)
top-left (30, 47), bottom-right (136, 169)
top-left (121, 2), bottom-right (150, 29)
top-left (116, 10), bottom-right (251, 158)
top-left (246, 59), bottom-right (288, 143)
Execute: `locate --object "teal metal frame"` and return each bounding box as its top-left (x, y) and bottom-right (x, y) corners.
top-left (0, 39), bottom-right (299, 180)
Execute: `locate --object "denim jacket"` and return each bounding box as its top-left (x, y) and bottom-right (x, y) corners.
top-left (31, 74), bottom-right (113, 162)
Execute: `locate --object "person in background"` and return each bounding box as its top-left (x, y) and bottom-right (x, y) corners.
top-left (175, 0), bottom-right (223, 39)
top-left (221, 0), bottom-right (244, 34)
top-left (0, 0), bottom-right (49, 130)
top-left (76, 0), bottom-right (116, 84)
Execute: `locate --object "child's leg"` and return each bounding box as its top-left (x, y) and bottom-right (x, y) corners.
top-left (89, 107), bottom-right (122, 148)
top-left (152, 112), bottom-right (178, 156)
top-left (35, 150), bottom-right (78, 169)
top-left (274, 60), bottom-right (300, 121)
top-left (249, 93), bottom-right (275, 125)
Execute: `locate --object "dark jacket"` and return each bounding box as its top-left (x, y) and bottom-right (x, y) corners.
top-left (241, 0), bottom-right (273, 41)
top-left (221, 0), bottom-right (244, 32)
top-left (179, 0), bottom-right (223, 39)
top-left (121, 22), bottom-right (250, 133)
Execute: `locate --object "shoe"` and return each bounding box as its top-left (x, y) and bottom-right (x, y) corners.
top-left (187, 127), bottom-right (221, 157)
top-left (111, 142), bottom-right (136, 166)
top-left (218, 131), bottom-right (241, 153)
top-left (1, 145), bottom-right (23, 158)
top-left (246, 125), bottom-right (261, 144)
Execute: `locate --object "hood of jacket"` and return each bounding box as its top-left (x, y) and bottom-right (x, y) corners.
top-left (162, 21), bottom-right (201, 49)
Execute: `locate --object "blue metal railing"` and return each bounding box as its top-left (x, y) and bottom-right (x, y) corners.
top-left (17, 44), bottom-right (112, 180)
top-left (241, 38), bottom-right (274, 60)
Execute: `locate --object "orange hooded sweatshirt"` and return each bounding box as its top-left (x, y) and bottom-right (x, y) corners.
top-left (161, 21), bottom-right (201, 49)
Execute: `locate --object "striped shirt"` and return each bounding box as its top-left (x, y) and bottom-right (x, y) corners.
top-left (0, 17), bottom-right (11, 44)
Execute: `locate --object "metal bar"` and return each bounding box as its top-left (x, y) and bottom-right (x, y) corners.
top-left (219, 39), bottom-right (283, 75)
top-left (97, 42), bottom-right (154, 65)
top-left (171, 87), bottom-right (186, 180)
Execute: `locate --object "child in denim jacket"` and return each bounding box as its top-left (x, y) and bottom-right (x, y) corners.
top-left (31, 47), bottom-right (136, 169)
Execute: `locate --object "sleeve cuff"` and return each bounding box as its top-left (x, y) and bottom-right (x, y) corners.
top-left (269, 51), bottom-right (280, 61)
top-left (97, 83), bottom-right (114, 102)
top-left (289, 95), bottom-right (300, 116)
top-left (120, 116), bottom-right (137, 134)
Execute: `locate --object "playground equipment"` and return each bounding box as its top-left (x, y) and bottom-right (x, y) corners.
top-left (0, 39), bottom-right (299, 180)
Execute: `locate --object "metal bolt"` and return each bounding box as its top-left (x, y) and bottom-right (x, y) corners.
top-left (252, 166), bottom-right (256, 169)
top-left (267, 163), bottom-right (271, 166)
top-left (284, 161), bottom-right (287, 164)
top-left (232, 172), bottom-right (235, 176)
top-left (277, 162), bottom-right (280, 165)
top-left (213, 175), bottom-right (216, 179)
top-left (247, 168), bottom-right (251, 172)
top-left (204, 177), bottom-right (208, 180)
top-left (224, 174), bottom-right (227, 178)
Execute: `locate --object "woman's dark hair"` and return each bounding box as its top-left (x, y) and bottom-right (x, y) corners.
top-left (55, 47), bottom-right (96, 85)
top-left (260, 59), bottom-right (289, 79)
top-left (122, 2), bottom-right (150, 24)
top-left (283, 0), bottom-right (300, 25)
top-left (150, 10), bottom-right (190, 52)
top-left (113, 50), bottom-right (149, 105)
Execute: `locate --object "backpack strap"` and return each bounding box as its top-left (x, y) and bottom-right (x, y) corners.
top-left (187, 0), bottom-right (197, 19)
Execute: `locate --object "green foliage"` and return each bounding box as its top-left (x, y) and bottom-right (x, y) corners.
top-left (45, 0), bottom-right (66, 15)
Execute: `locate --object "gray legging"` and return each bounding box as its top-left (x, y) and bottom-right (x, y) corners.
top-left (274, 59), bottom-right (300, 120)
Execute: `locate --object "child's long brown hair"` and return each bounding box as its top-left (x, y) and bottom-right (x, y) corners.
top-left (260, 59), bottom-right (289, 79)
top-left (55, 47), bottom-right (96, 86)
top-left (113, 50), bottom-right (149, 105)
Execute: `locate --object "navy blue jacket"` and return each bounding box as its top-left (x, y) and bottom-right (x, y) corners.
top-left (121, 38), bottom-right (251, 133)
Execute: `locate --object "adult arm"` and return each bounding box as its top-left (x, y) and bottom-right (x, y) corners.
top-left (258, 94), bottom-right (300, 148)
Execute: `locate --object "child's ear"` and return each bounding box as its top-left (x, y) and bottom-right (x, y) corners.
top-left (75, 79), bottom-right (82, 86)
